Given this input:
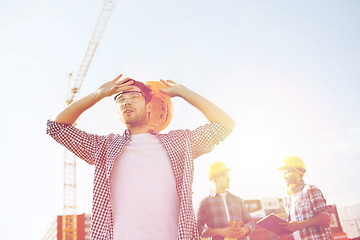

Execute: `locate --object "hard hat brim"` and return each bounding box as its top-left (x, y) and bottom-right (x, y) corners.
top-left (278, 166), bottom-right (290, 171)
top-left (210, 168), bottom-right (231, 179)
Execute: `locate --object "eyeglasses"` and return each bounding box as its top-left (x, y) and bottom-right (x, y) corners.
top-left (284, 169), bottom-right (296, 175)
top-left (114, 91), bottom-right (144, 104)
top-left (213, 172), bottom-right (229, 180)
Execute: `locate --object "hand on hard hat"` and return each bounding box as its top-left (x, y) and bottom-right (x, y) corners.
top-left (159, 79), bottom-right (186, 98)
top-left (145, 81), bottom-right (173, 132)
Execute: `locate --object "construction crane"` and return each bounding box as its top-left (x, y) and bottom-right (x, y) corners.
top-left (62, 1), bottom-right (115, 239)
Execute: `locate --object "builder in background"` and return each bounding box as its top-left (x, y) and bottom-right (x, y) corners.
top-left (278, 156), bottom-right (332, 240)
top-left (197, 162), bottom-right (255, 240)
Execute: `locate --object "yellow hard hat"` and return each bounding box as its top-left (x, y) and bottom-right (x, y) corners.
top-left (146, 81), bottom-right (173, 132)
top-left (209, 162), bottom-right (231, 180)
top-left (279, 156), bottom-right (306, 172)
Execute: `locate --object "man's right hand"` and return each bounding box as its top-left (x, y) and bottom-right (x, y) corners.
top-left (96, 74), bottom-right (134, 99)
top-left (202, 221), bottom-right (246, 239)
top-left (227, 220), bottom-right (249, 239)
top-left (54, 74), bottom-right (134, 125)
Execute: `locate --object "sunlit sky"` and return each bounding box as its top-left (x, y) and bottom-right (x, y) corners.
top-left (1, 0), bottom-right (360, 239)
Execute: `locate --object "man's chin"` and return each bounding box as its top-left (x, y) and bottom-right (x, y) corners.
top-left (284, 179), bottom-right (292, 185)
top-left (125, 120), bottom-right (149, 127)
top-left (286, 181), bottom-right (295, 186)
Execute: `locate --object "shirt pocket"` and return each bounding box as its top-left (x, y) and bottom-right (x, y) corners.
top-left (296, 199), bottom-right (314, 220)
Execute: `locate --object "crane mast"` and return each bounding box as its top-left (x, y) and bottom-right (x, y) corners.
top-left (66, 1), bottom-right (115, 104)
top-left (63, 1), bottom-right (115, 239)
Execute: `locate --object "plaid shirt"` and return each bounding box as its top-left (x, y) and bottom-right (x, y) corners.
top-left (197, 191), bottom-right (255, 240)
top-left (283, 182), bottom-right (332, 240)
top-left (46, 120), bottom-right (232, 240)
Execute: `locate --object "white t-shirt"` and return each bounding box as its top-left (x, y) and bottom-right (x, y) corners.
top-left (220, 192), bottom-right (230, 222)
top-left (110, 133), bottom-right (180, 240)
top-left (290, 193), bottom-right (301, 240)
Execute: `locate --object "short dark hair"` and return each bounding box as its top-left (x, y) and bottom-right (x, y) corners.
top-left (122, 79), bottom-right (152, 103)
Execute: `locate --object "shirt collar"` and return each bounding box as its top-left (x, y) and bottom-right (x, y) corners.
top-left (122, 129), bottom-right (131, 140)
top-left (122, 128), bottom-right (159, 140)
top-left (211, 190), bottom-right (230, 198)
top-left (292, 180), bottom-right (305, 194)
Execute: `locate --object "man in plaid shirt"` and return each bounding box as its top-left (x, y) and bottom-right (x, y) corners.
top-left (197, 162), bottom-right (254, 240)
top-left (47, 74), bottom-right (235, 240)
top-left (278, 156), bottom-right (332, 240)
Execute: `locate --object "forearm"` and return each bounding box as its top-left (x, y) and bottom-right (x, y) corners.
top-left (284, 213), bottom-right (331, 232)
top-left (241, 201), bottom-right (255, 232)
top-left (55, 91), bottom-right (102, 125)
top-left (302, 213), bottom-right (331, 228)
top-left (178, 87), bottom-right (235, 130)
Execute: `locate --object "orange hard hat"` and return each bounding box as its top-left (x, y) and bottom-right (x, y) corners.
top-left (146, 81), bottom-right (173, 132)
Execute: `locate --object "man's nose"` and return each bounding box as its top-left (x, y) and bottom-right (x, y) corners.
top-left (123, 98), bottom-right (132, 105)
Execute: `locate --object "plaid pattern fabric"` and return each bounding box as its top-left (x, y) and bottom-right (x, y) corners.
top-left (46, 120), bottom-right (232, 240)
top-left (197, 192), bottom-right (255, 240)
top-left (283, 183), bottom-right (332, 240)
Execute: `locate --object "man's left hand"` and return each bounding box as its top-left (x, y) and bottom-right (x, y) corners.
top-left (279, 221), bottom-right (304, 233)
top-left (159, 79), bottom-right (186, 98)
top-left (229, 221), bottom-right (250, 239)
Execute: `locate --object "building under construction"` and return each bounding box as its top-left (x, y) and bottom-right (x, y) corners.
top-left (42, 214), bottom-right (91, 240)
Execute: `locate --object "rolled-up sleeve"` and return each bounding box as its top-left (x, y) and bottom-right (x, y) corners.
top-left (240, 200), bottom-right (255, 233)
top-left (190, 122), bottom-right (232, 159)
top-left (196, 199), bottom-right (209, 236)
top-left (309, 185), bottom-right (331, 217)
top-left (46, 120), bottom-right (106, 165)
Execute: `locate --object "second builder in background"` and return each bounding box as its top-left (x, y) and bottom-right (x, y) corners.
top-left (278, 156), bottom-right (332, 240)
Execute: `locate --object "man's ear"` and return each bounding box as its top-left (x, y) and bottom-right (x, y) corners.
top-left (146, 102), bottom-right (152, 112)
top-left (146, 102), bottom-right (152, 120)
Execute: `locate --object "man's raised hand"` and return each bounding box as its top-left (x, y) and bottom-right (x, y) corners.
top-left (159, 79), bottom-right (186, 98)
top-left (96, 74), bottom-right (134, 99)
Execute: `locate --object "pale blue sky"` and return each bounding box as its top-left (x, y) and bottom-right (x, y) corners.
top-left (1, 0), bottom-right (359, 239)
